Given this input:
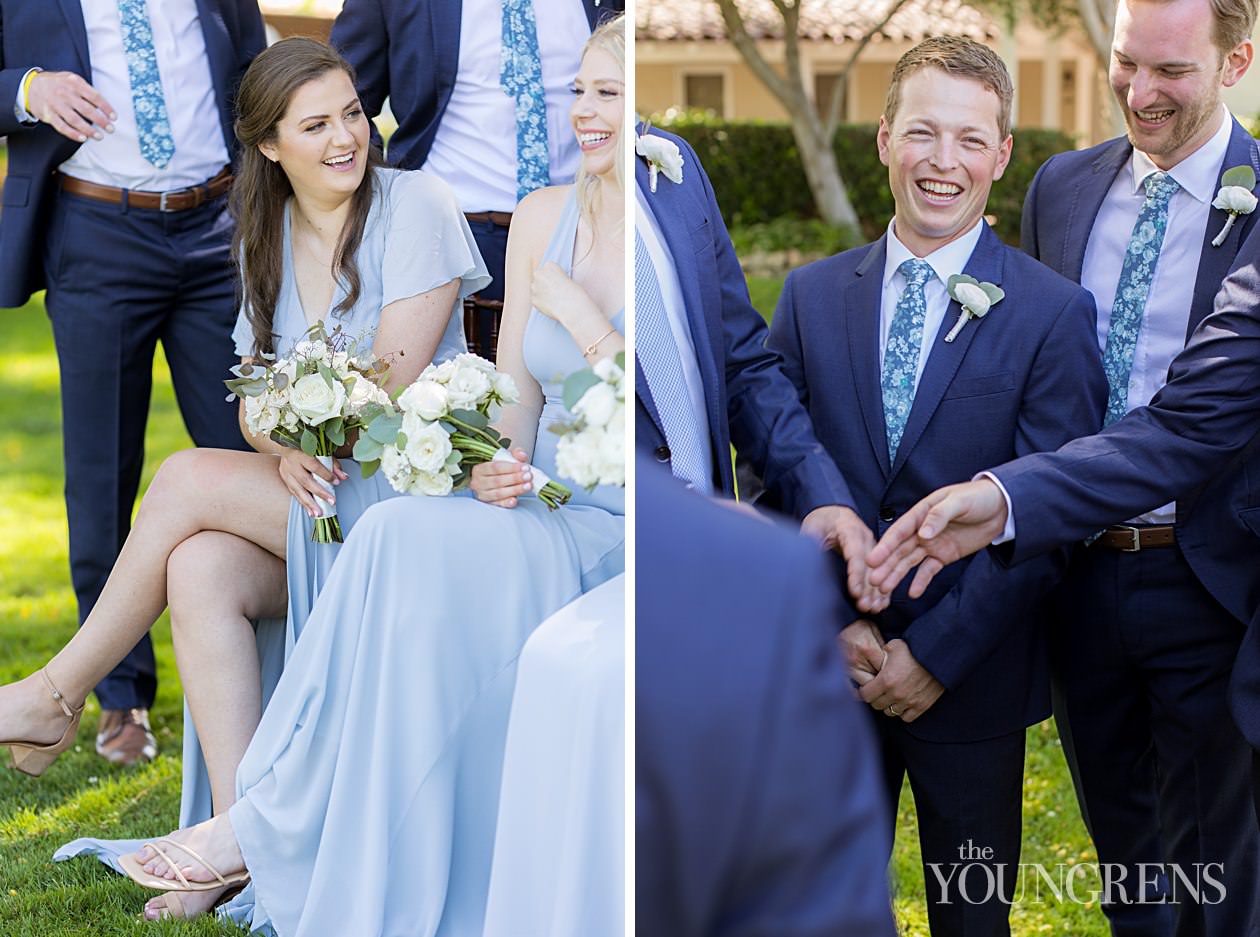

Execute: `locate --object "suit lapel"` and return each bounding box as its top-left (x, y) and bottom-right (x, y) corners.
top-left (1187, 118), bottom-right (1260, 339)
top-left (634, 143), bottom-right (726, 466)
top-left (57, 0), bottom-right (91, 73)
top-left (845, 239), bottom-right (893, 477)
top-left (193, 0), bottom-right (236, 152)
top-left (890, 224), bottom-right (1005, 479)
top-left (1057, 141), bottom-right (1131, 282)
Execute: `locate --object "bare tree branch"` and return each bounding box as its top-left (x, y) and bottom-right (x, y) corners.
top-left (823, 0), bottom-right (914, 134)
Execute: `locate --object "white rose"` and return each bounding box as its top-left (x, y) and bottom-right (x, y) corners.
top-left (490, 370), bottom-right (519, 406)
top-left (454, 352), bottom-right (496, 373)
top-left (347, 375), bottom-right (389, 414)
top-left (607, 405), bottom-right (625, 438)
top-left (280, 409), bottom-right (301, 433)
top-left (330, 351), bottom-right (350, 373)
top-left (293, 340), bottom-right (329, 364)
top-left (592, 356), bottom-right (622, 385)
top-left (596, 426), bottom-right (625, 487)
top-left (431, 359), bottom-right (458, 384)
top-left (380, 444), bottom-right (411, 491)
top-left (403, 420), bottom-right (453, 474)
top-left (555, 435), bottom-right (600, 489)
top-left (635, 134), bottom-right (684, 185)
top-left (446, 364), bottom-right (492, 410)
top-left (398, 379), bottom-right (450, 421)
top-left (574, 381), bottom-right (618, 428)
top-left (1213, 185), bottom-right (1258, 214)
top-left (244, 392), bottom-right (280, 436)
top-left (289, 373), bottom-right (347, 425)
top-left (413, 468), bottom-right (454, 497)
top-left (952, 282), bottom-right (992, 315)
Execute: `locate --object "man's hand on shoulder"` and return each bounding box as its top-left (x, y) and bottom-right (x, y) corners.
top-left (801, 504), bottom-right (886, 612)
top-left (28, 71), bottom-right (115, 143)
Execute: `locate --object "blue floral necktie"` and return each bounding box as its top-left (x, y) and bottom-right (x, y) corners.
top-left (1101, 171), bottom-right (1180, 425)
top-left (117, 0), bottom-right (174, 168)
top-left (501, 0), bottom-right (550, 203)
top-left (881, 258), bottom-right (935, 460)
top-left (634, 229), bottom-right (710, 493)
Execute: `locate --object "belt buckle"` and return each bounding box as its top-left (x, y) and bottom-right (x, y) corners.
top-left (158, 190), bottom-right (176, 212)
top-left (1114, 524), bottom-right (1142, 552)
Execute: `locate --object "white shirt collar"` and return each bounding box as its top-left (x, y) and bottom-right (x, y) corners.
top-left (1129, 104), bottom-right (1234, 204)
top-left (883, 216), bottom-right (986, 290)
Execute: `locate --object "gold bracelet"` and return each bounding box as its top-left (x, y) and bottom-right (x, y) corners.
top-left (583, 326), bottom-right (618, 357)
top-left (21, 69), bottom-right (40, 116)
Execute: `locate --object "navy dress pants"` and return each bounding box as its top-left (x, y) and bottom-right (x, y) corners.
top-left (876, 715), bottom-right (1026, 937)
top-left (1052, 543), bottom-right (1260, 937)
top-left (42, 189), bottom-right (247, 711)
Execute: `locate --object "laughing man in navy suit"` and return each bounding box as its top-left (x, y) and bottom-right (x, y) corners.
top-left (1009, 0), bottom-right (1260, 931)
top-left (0, 0), bottom-right (264, 767)
top-left (768, 38), bottom-right (1105, 935)
top-left (633, 125), bottom-right (880, 598)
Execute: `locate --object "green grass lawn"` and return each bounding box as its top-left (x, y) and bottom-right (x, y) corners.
top-left (0, 297), bottom-right (245, 935)
top-left (747, 275), bottom-right (1110, 936)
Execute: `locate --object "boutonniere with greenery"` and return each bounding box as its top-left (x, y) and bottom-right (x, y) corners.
top-left (1211, 165), bottom-right (1257, 247)
top-left (635, 128), bottom-right (684, 193)
top-left (944, 275), bottom-right (1004, 343)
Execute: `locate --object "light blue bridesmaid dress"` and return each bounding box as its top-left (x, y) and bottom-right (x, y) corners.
top-left (220, 188), bottom-right (624, 935)
top-left (481, 572), bottom-right (625, 937)
top-left (53, 166), bottom-right (488, 866)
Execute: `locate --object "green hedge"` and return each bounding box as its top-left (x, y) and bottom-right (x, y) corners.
top-left (656, 111), bottom-right (1075, 245)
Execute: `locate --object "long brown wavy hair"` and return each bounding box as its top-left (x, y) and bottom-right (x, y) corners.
top-left (231, 37), bottom-right (384, 356)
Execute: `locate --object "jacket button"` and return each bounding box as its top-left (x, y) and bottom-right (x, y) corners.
top-left (879, 506), bottom-right (896, 523)
top-left (655, 445), bottom-right (671, 462)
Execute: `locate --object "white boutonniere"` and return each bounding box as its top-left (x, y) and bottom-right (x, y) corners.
top-left (944, 275), bottom-right (1004, 343)
top-left (635, 130), bottom-right (684, 193)
top-left (1211, 165), bottom-right (1257, 247)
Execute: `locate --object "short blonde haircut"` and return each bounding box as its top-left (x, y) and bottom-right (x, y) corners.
top-left (884, 36), bottom-right (1014, 138)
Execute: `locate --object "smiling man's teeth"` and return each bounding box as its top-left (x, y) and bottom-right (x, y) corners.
top-left (918, 180), bottom-right (962, 197)
top-left (1136, 109), bottom-right (1174, 122)
top-left (324, 153), bottom-right (353, 166)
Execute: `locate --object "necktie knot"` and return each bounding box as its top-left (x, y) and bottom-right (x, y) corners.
top-left (898, 258), bottom-right (935, 290)
top-left (1143, 171), bottom-right (1180, 206)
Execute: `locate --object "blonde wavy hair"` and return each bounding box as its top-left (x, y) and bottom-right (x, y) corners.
top-left (574, 13), bottom-right (625, 227)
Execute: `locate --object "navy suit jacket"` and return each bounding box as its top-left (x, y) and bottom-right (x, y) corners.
top-left (1007, 123), bottom-right (1260, 737)
top-left (768, 224), bottom-right (1107, 742)
top-left (0, 0), bottom-right (265, 308)
top-left (992, 227), bottom-right (1260, 743)
top-left (636, 458), bottom-right (896, 937)
top-left (329, 0), bottom-right (619, 173)
top-left (634, 129), bottom-right (854, 517)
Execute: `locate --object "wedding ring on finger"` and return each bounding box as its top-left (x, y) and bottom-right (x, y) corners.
top-left (885, 705), bottom-right (901, 717)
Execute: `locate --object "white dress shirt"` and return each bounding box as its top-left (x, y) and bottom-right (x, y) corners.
top-left (880, 216), bottom-right (986, 390)
top-left (37, 0), bottom-right (229, 190)
top-left (635, 183), bottom-right (714, 492)
top-left (424, 1), bottom-right (587, 212)
top-left (991, 107), bottom-right (1233, 542)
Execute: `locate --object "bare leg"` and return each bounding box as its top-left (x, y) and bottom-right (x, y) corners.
top-left (168, 531), bottom-right (287, 814)
top-left (0, 448), bottom-right (293, 747)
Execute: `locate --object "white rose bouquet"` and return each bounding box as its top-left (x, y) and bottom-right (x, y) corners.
top-left (225, 321), bottom-right (391, 543)
top-left (355, 353), bottom-right (573, 509)
top-left (550, 353), bottom-right (626, 490)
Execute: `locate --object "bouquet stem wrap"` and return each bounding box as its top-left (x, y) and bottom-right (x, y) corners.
top-left (311, 454), bottom-right (344, 544)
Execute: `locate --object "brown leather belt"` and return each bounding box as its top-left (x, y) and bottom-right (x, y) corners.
top-left (1092, 524), bottom-right (1176, 551)
top-left (59, 165), bottom-right (232, 212)
top-left (464, 210), bottom-right (513, 227)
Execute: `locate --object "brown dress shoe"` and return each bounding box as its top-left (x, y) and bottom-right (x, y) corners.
top-left (95, 708), bottom-right (158, 766)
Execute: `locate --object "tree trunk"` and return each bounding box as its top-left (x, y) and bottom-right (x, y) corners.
top-left (790, 116), bottom-right (861, 229)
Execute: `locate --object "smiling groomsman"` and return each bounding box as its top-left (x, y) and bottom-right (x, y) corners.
top-left (767, 38), bottom-right (1105, 935)
top-left (1017, 0), bottom-right (1260, 931)
top-left (0, 1), bottom-right (264, 767)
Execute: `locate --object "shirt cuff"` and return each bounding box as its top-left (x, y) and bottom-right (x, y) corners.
top-left (14, 67), bottom-right (40, 124)
top-left (976, 471), bottom-right (1015, 545)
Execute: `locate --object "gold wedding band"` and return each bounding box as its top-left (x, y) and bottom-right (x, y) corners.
top-left (886, 705), bottom-right (901, 717)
